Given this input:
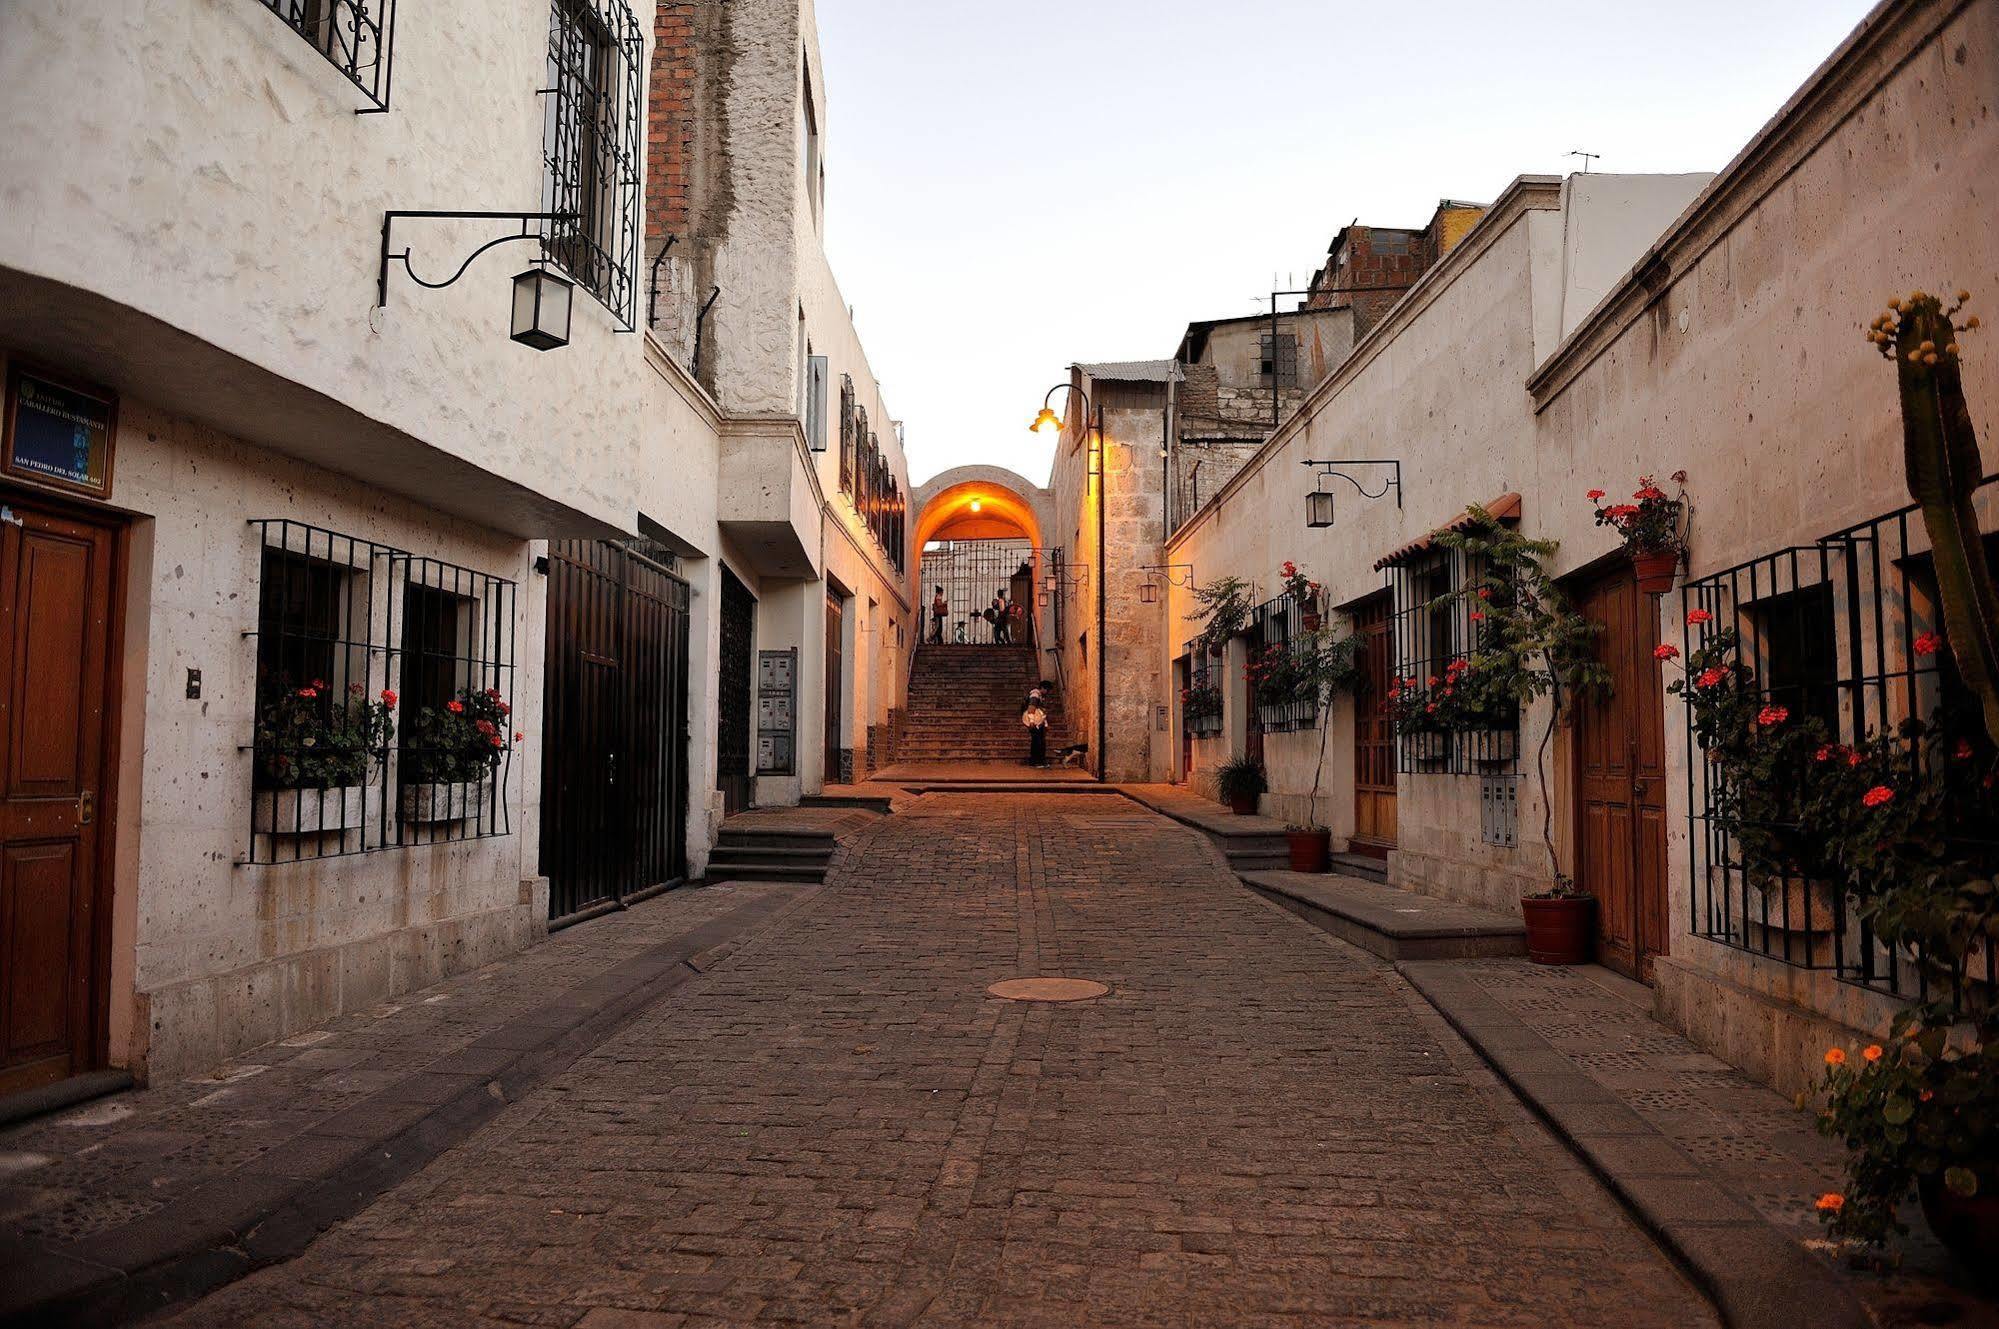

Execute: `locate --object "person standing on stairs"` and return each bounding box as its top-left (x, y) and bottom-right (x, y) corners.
top-left (930, 585), bottom-right (947, 644)
top-left (989, 589), bottom-right (1011, 645)
top-left (1022, 686), bottom-right (1048, 767)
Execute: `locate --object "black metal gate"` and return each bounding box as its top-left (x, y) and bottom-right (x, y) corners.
top-left (918, 541), bottom-right (1041, 644)
top-left (717, 567), bottom-right (755, 814)
top-left (540, 540), bottom-right (690, 924)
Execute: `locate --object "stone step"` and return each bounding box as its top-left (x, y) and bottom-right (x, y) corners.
top-left (1240, 870), bottom-right (1526, 961)
top-left (714, 830), bottom-right (838, 852)
top-left (705, 861), bottom-right (826, 884)
top-left (1327, 851), bottom-right (1389, 884)
top-left (801, 794), bottom-right (895, 815)
top-left (709, 844), bottom-right (832, 864)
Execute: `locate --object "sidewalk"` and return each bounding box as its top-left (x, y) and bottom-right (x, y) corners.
top-left (1401, 958), bottom-right (1998, 1329)
top-left (0, 880), bottom-right (815, 1326)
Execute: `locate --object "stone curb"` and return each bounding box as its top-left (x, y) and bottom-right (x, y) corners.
top-left (1396, 960), bottom-right (1871, 1329)
top-left (0, 887), bottom-right (821, 1329)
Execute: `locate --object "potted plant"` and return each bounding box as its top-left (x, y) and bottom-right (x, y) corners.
top-left (1190, 576), bottom-right (1253, 657)
top-left (1436, 512), bottom-right (1610, 963)
top-left (253, 681), bottom-right (396, 835)
top-left (1279, 561), bottom-right (1323, 630)
top-left (1180, 680), bottom-right (1223, 733)
top-left (400, 686), bottom-right (518, 824)
top-left (1290, 626), bottom-right (1362, 869)
top-left (1590, 472), bottom-right (1688, 595)
top-left (1215, 755), bottom-right (1266, 815)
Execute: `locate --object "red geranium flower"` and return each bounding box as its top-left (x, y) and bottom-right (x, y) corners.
top-left (1686, 609), bottom-right (1713, 625)
top-left (1586, 488), bottom-right (1606, 501)
top-left (380, 689), bottom-right (398, 708)
top-left (1755, 705), bottom-right (1789, 728)
top-left (297, 686), bottom-right (318, 699)
top-left (1954, 738), bottom-right (1976, 761)
top-left (1814, 745), bottom-right (1834, 762)
top-left (1912, 631), bottom-right (1942, 657)
top-left (446, 700), bottom-right (465, 715)
top-left (1861, 785), bottom-right (1894, 808)
top-left (1695, 666), bottom-right (1727, 689)
top-left (1652, 644), bottom-right (1679, 661)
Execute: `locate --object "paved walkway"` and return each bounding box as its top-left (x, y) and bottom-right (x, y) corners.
top-left (161, 792), bottom-right (1714, 1327)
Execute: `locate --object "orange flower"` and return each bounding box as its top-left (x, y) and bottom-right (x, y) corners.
top-left (1824, 1047), bottom-right (1847, 1067)
top-left (1863, 1045), bottom-right (1883, 1063)
top-left (1815, 1193), bottom-right (1845, 1213)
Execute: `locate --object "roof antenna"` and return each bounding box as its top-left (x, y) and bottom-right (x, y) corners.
top-left (1567, 150), bottom-right (1600, 173)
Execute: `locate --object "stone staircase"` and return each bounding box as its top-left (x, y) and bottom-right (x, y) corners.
top-left (893, 644), bottom-right (1068, 764)
top-left (705, 807), bottom-right (880, 885)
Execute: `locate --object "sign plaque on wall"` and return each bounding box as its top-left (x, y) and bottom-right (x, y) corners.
top-left (3, 364), bottom-right (118, 499)
top-left (756, 648), bottom-right (798, 775)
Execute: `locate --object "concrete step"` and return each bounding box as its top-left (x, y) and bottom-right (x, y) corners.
top-left (714, 830), bottom-right (838, 852)
top-left (801, 794), bottom-right (895, 815)
top-left (1328, 851), bottom-right (1389, 883)
top-left (705, 861), bottom-right (826, 884)
top-left (709, 844), bottom-right (832, 864)
top-left (1240, 870), bottom-right (1526, 961)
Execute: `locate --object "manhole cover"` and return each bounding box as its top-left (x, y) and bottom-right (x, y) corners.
top-left (987, 978), bottom-right (1110, 1002)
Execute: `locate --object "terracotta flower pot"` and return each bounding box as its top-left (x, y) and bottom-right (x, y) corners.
top-left (1632, 550), bottom-right (1680, 596)
top-left (1227, 791), bottom-right (1258, 815)
top-left (1287, 829), bottom-right (1331, 872)
top-left (1920, 1176), bottom-right (1999, 1279)
top-left (1521, 894), bottom-right (1596, 965)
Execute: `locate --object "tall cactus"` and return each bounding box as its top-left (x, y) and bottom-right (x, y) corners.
top-left (1870, 291), bottom-right (1999, 745)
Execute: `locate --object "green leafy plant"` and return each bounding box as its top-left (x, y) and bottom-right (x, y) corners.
top-left (1435, 511), bottom-right (1610, 897)
top-left (1189, 576), bottom-right (1253, 656)
top-left (402, 686), bottom-right (518, 785)
top-left (1813, 1007), bottom-right (1999, 1248)
top-left (1278, 560), bottom-right (1320, 609)
top-left (1215, 755), bottom-right (1267, 805)
top-left (254, 681), bottom-right (396, 790)
top-left (1870, 289), bottom-right (1998, 748)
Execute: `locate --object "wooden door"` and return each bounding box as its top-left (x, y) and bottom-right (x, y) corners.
top-left (716, 569), bottom-right (754, 815)
top-left (823, 592), bottom-right (844, 784)
top-left (0, 497), bottom-right (120, 1095)
top-left (1351, 592), bottom-right (1397, 854)
top-left (1574, 564), bottom-right (1670, 979)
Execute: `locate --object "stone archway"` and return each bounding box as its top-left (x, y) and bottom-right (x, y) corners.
top-left (910, 467), bottom-right (1055, 646)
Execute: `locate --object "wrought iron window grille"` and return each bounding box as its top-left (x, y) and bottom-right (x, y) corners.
top-left (1182, 643), bottom-right (1223, 738)
top-left (1681, 478), bottom-right (1999, 1004)
top-left (1251, 593), bottom-right (1318, 734)
top-left (1386, 550), bottom-right (1520, 775)
top-left (258, 0), bottom-right (396, 112)
top-left (244, 522), bottom-right (518, 864)
top-left (541, 0), bottom-right (644, 329)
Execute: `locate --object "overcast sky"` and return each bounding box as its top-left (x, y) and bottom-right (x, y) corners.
top-left (815, 0), bottom-right (1880, 487)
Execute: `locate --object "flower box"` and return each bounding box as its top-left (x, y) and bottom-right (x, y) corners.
top-left (1410, 731), bottom-right (1451, 765)
top-left (255, 784), bottom-right (366, 837)
top-left (400, 780), bottom-right (487, 826)
top-left (1471, 727), bottom-right (1518, 765)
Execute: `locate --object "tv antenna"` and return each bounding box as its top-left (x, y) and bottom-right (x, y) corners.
top-left (1568, 150), bottom-right (1601, 173)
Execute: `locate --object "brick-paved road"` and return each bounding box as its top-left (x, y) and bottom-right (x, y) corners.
top-left (168, 793), bottom-right (1715, 1327)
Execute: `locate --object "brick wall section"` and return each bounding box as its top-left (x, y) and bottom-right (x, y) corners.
top-left (646, 3), bottom-right (697, 246)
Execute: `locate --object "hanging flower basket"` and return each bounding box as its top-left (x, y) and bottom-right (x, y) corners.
top-left (1632, 550), bottom-right (1680, 596)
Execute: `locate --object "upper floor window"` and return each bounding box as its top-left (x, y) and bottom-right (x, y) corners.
top-left (543, 0), bottom-right (643, 329)
top-left (1258, 332), bottom-right (1299, 390)
top-left (806, 355), bottom-right (829, 453)
top-left (804, 56), bottom-right (825, 228)
top-left (260, 0), bottom-right (395, 111)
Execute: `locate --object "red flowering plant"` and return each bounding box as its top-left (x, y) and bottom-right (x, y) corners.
top-left (1591, 471), bottom-right (1689, 556)
top-left (1180, 681), bottom-right (1223, 724)
top-left (1277, 560), bottom-right (1321, 611)
top-left (402, 686), bottom-right (517, 784)
top-left (254, 680), bottom-right (396, 790)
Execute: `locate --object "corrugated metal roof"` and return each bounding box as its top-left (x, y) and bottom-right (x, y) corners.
top-left (1077, 360), bottom-right (1181, 383)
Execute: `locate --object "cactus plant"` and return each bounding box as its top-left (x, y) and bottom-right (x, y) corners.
top-left (1868, 291), bottom-right (1998, 746)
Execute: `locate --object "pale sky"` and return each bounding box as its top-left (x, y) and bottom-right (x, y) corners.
top-left (815, 0), bottom-right (1880, 487)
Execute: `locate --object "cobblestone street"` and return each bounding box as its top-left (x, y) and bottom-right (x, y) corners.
top-left (166, 794), bottom-right (1714, 1327)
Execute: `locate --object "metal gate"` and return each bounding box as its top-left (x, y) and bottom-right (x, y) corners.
top-left (540, 540), bottom-right (690, 924)
top-left (717, 567), bottom-right (755, 814)
top-left (918, 541), bottom-right (1040, 644)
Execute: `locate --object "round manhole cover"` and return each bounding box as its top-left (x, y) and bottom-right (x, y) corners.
top-left (987, 978), bottom-right (1110, 1002)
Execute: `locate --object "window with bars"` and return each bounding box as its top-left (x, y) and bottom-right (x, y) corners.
top-left (1681, 483), bottom-right (1999, 1004)
top-left (246, 522), bottom-right (518, 862)
top-left (1182, 646), bottom-right (1223, 737)
top-left (845, 416), bottom-right (905, 573)
top-left (1251, 594), bottom-right (1316, 733)
top-left (258, 0), bottom-right (395, 110)
top-left (1386, 550), bottom-right (1519, 774)
top-left (839, 374), bottom-right (856, 493)
top-left (1258, 332), bottom-right (1299, 390)
top-left (542, 0), bottom-right (643, 329)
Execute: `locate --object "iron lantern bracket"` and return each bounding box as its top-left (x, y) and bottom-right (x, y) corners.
top-left (1301, 458), bottom-right (1402, 508)
top-left (1138, 563), bottom-right (1196, 588)
top-left (376, 210), bottom-right (576, 308)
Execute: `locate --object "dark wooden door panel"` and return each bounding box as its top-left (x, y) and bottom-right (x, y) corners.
top-left (0, 497), bottom-right (118, 1095)
top-left (1352, 592), bottom-right (1397, 852)
top-left (1574, 564), bottom-right (1669, 980)
top-left (717, 569), bottom-right (754, 815)
top-left (824, 593), bottom-right (843, 783)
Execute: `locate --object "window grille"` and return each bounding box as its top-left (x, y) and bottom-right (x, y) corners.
top-left (1386, 550), bottom-right (1518, 775)
top-left (542, 0), bottom-right (643, 329)
top-left (806, 355), bottom-right (829, 452)
top-left (1182, 644), bottom-right (1222, 738)
top-left (390, 553), bottom-right (519, 846)
top-left (846, 419), bottom-right (905, 572)
top-left (839, 376), bottom-right (856, 494)
top-left (247, 522), bottom-right (397, 861)
top-left (1251, 593), bottom-right (1316, 734)
top-left (1682, 480), bottom-right (1999, 1003)
top-left (259, 0), bottom-right (395, 111)
top-left (245, 522), bottom-right (517, 863)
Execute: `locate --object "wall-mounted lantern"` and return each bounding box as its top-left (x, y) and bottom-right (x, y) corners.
top-left (1139, 582), bottom-right (1159, 605)
top-left (510, 265), bottom-right (575, 351)
top-left (1137, 562), bottom-right (1194, 606)
top-left (1300, 458), bottom-right (1402, 529)
top-left (378, 210), bottom-right (577, 351)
